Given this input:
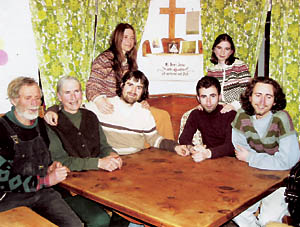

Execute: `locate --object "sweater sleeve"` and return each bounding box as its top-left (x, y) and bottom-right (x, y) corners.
top-left (159, 139), bottom-right (178, 152)
top-left (86, 51), bottom-right (117, 101)
top-left (179, 110), bottom-right (198, 145)
top-left (232, 128), bottom-right (300, 170)
top-left (47, 126), bottom-right (99, 171)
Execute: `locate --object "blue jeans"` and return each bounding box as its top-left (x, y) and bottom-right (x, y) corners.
top-left (0, 188), bottom-right (82, 227)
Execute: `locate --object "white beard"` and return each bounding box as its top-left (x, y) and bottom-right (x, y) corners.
top-left (15, 106), bottom-right (39, 120)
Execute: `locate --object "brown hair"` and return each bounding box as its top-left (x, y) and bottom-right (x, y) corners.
top-left (109, 23), bottom-right (138, 81)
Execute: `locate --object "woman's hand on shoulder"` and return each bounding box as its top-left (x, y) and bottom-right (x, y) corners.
top-left (95, 96), bottom-right (114, 114)
top-left (141, 100), bottom-right (150, 109)
top-left (220, 103), bottom-right (235, 113)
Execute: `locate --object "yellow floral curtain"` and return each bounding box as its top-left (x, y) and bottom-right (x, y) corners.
top-left (270, 1), bottom-right (300, 137)
top-left (200, 0), bottom-right (269, 76)
top-left (30, 0), bottom-right (96, 107)
top-left (94, 0), bottom-right (150, 58)
top-left (30, 0), bottom-right (150, 107)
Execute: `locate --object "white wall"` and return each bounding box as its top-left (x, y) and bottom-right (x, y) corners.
top-left (137, 0), bottom-right (202, 95)
top-left (0, 0), bottom-right (39, 113)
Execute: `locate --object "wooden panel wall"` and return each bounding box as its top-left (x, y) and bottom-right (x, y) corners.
top-left (148, 94), bottom-right (199, 140)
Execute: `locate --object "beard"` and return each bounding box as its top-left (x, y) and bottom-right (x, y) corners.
top-left (15, 106), bottom-right (39, 120)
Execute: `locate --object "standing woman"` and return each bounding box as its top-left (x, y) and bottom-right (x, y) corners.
top-left (86, 23), bottom-right (174, 140)
top-left (86, 23), bottom-right (137, 112)
top-left (207, 33), bottom-right (251, 112)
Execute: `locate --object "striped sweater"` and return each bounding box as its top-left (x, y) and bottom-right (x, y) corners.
top-left (85, 97), bottom-right (177, 155)
top-left (207, 59), bottom-right (251, 110)
top-left (232, 109), bottom-right (296, 155)
top-left (86, 50), bottom-right (129, 101)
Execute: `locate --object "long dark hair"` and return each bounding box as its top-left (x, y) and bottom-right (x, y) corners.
top-left (210, 33), bottom-right (237, 65)
top-left (109, 23), bottom-right (138, 81)
top-left (116, 70), bottom-right (149, 102)
top-left (241, 77), bottom-right (286, 115)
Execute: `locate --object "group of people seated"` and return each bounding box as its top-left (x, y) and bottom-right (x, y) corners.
top-left (0, 23), bottom-right (299, 227)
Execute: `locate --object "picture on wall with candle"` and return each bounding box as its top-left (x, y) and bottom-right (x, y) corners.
top-left (168, 42), bottom-right (179, 54)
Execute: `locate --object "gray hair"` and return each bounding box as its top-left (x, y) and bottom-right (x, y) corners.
top-left (57, 76), bottom-right (81, 94)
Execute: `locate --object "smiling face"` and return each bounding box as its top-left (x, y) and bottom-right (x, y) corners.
top-left (250, 82), bottom-right (275, 119)
top-left (213, 41), bottom-right (233, 64)
top-left (121, 77), bottom-right (144, 104)
top-left (12, 84), bottom-right (41, 125)
top-left (198, 86), bottom-right (220, 113)
top-left (58, 79), bottom-right (82, 114)
top-left (121, 28), bottom-right (135, 54)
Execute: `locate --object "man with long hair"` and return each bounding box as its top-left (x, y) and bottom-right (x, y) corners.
top-left (231, 77), bottom-right (300, 227)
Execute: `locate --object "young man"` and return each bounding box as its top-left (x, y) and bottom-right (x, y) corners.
top-left (85, 70), bottom-right (190, 157)
top-left (179, 76), bottom-right (236, 162)
top-left (47, 76), bottom-right (122, 227)
top-left (0, 77), bottom-right (82, 227)
top-left (231, 77), bottom-right (300, 227)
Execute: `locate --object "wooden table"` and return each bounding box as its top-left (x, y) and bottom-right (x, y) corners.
top-left (60, 148), bottom-right (289, 227)
top-left (0, 206), bottom-right (58, 227)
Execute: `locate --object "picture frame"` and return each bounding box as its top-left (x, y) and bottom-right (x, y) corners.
top-left (168, 42), bottom-right (179, 54)
top-left (150, 38), bottom-right (163, 54)
top-left (179, 40), bottom-right (196, 54)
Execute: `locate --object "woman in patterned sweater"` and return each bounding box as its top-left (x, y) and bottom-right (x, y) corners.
top-left (207, 33), bottom-right (251, 112)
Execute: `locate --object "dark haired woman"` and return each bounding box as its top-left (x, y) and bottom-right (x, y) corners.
top-left (207, 33), bottom-right (251, 112)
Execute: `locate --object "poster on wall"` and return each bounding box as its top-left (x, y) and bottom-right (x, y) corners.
top-left (0, 0), bottom-right (39, 113)
top-left (137, 0), bottom-right (203, 95)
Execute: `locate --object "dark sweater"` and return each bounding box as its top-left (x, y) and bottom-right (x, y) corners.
top-left (179, 105), bottom-right (236, 158)
top-left (0, 109), bottom-right (51, 193)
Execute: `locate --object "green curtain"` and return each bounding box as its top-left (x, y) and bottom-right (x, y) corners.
top-left (270, 0), bottom-right (300, 138)
top-left (94, 0), bottom-right (150, 57)
top-left (30, 0), bottom-right (150, 107)
top-left (30, 0), bottom-right (96, 107)
top-left (200, 0), bottom-right (269, 76)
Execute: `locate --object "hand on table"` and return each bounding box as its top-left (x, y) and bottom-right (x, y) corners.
top-left (174, 145), bottom-right (190, 156)
top-left (191, 144), bottom-right (211, 163)
top-left (47, 161), bottom-right (70, 186)
top-left (235, 145), bottom-right (249, 162)
top-left (98, 153), bottom-right (122, 172)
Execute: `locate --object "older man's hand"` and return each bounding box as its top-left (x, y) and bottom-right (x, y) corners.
top-left (98, 153), bottom-right (122, 172)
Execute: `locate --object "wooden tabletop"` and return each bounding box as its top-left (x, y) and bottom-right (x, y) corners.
top-left (0, 206), bottom-right (58, 227)
top-left (60, 148), bottom-right (289, 227)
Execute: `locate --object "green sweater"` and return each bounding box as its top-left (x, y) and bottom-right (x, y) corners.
top-left (47, 109), bottom-right (116, 171)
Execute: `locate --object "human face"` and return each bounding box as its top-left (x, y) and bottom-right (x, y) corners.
top-left (12, 84), bottom-right (41, 125)
top-left (198, 86), bottom-right (220, 113)
top-left (121, 78), bottom-right (144, 104)
top-left (250, 82), bottom-right (275, 119)
top-left (58, 79), bottom-right (82, 114)
top-left (213, 41), bottom-right (233, 64)
top-left (121, 29), bottom-right (135, 54)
